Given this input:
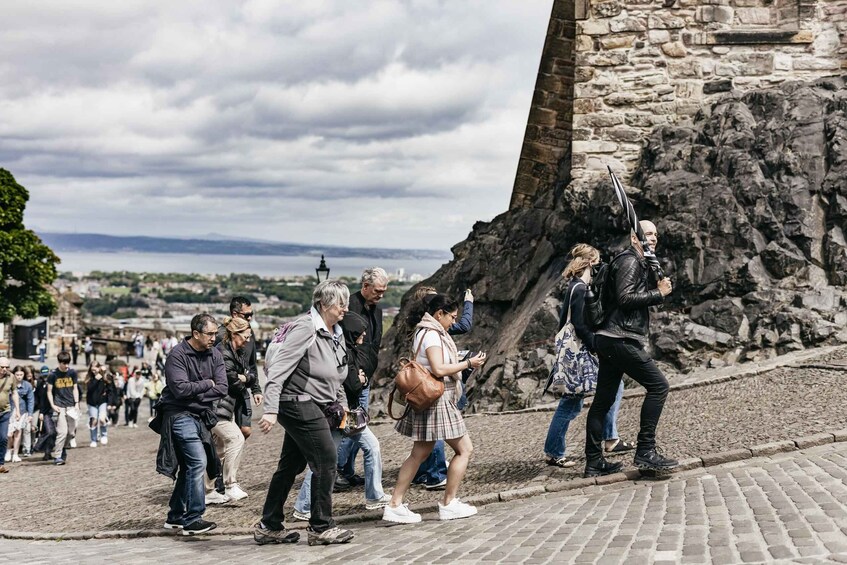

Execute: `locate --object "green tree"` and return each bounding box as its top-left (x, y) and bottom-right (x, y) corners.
top-left (0, 169), bottom-right (60, 321)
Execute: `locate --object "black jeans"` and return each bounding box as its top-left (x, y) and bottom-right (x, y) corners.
top-left (585, 335), bottom-right (669, 461)
top-left (127, 398), bottom-right (141, 424)
top-left (261, 400), bottom-right (337, 532)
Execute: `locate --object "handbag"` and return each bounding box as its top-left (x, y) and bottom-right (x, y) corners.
top-left (342, 406), bottom-right (370, 437)
top-left (546, 281), bottom-right (599, 397)
top-left (388, 329), bottom-right (444, 419)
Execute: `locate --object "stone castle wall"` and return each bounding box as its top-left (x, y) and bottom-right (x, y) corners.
top-left (510, 0), bottom-right (847, 209)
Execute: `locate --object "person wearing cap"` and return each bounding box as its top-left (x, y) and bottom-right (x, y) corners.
top-left (0, 357), bottom-right (21, 473)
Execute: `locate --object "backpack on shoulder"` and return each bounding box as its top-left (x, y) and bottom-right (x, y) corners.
top-left (583, 251), bottom-right (625, 330)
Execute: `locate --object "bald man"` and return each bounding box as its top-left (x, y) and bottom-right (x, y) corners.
top-left (0, 356), bottom-right (21, 473)
top-left (583, 220), bottom-right (677, 478)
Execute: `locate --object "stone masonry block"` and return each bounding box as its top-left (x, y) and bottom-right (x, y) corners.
top-left (593, 1), bottom-right (623, 19)
top-left (794, 433), bottom-right (835, 449)
top-left (601, 35), bottom-right (636, 49)
top-left (611, 17), bottom-right (647, 33)
top-left (649, 30), bottom-right (671, 44)
top-left (832, 429), bottom-right (847, 442)
top-left (572, 140), bottom-right (619, 153)
top-left (648, 14), bottom-right (686, 29)
top-left (676, 457), bottom-right (704, 472)
top-left (580, 21), bottom-right (610, 35)
top-left (696, 6), bottom-right (734, 24)
top-left (750, 440), bottom-right (797, 457)
top-left (701, 448), bottom-right (753, 467)
top-left (736, 8), bottom-right (772, 25)
top-left (595, 472), bottom-right (629, 486)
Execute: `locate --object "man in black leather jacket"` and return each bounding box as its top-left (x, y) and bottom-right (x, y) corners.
top-left (584, 220), bottom-right (677, 477)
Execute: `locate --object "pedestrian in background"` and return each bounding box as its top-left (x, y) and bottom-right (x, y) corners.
top-left (85, 362), bottom-right (109, 447)
top-left (47, 351), bottom-right (80, 466)
top-left (8, 365), bottom-right (35, 461)
top-left (0, 357), bottom-right (21, 473)
top-left (125, 369), bottom-right (146, 428)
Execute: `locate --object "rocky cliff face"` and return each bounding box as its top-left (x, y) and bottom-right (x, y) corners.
top-left (373, 76), bottom-right (847, 413)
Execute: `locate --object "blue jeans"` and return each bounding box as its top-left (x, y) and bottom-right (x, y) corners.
top-left (544, 381), bottom-right (624, 460)
top-left (414, 440), bottom-right (447, 485)
top-left (0, 411), bottom-right (10, 464)
top-left (167, 415), bottom-right (207, 526)
top-left (88, 403), bottom-right (108, 443)
top-left (337, 387), bottom-right (369, 478)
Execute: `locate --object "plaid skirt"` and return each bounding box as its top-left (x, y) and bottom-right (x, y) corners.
top-left (394, 378), bottom-right (466, 441)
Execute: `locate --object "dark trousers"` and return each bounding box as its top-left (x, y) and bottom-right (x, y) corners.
top-left (585, 335), bottom-right (669, 461)
top-left (261, 400), bottom-right (337, 533)
top-left (0, 411), bottom-right (10, 464)
top-left (127, 398), bottom-right (141, 424)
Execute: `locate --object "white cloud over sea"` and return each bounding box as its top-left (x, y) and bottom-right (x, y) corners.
top-left (4, 1), bottom-right (552, 251)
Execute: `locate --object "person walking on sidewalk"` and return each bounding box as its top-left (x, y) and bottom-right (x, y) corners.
top-left (336, 267), bottom-right (388, 489)
top-left (543, 244), bottom-right (633, 469)
top-left (84, 337), bottom-right (94, 366)
top-left (8, 366), bottom-right (35, 461)
top-left (215, 296), bottom-right (261, 439)
top-left (125, 370), bottom-right (145, 428)
top-left (383, 294), bottom-right (487, 524)
top-left (155, 313), bottom-right (228, 536)
top-left (0, 358), bottom-right (21, 473)
top-left (204, 316), bottom-right (254, 504)
top-left (253, 280), bottom-right (355, 547)
top-left (48, 352), bottom-right (80, 466)
top-left (145, 372), bottom-right (165, 422)
top-left (583, 220), bottom-right (677, 478)
top-left (85, 362), bottom-right (109, 447)
top-left (292, 312), bottom-right (391, 520)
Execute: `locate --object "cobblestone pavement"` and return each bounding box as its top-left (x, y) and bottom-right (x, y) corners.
top-left (7, 442), bottom-right (847, 564)
top-left (4, 361), bottom-right (847, 533)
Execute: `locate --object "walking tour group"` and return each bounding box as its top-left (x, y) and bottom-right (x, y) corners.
top-left (0, 221), bottom-right (678, 547)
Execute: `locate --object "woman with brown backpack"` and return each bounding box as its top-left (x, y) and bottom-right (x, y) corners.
top-left (383, 294), bottom-right (487, 524)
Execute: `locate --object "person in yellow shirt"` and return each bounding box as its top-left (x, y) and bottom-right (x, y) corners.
top-left (145, 372), bottom-right (165, 422)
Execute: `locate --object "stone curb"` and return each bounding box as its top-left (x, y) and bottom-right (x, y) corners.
top-left (5, 427), bottom-right (847, 542)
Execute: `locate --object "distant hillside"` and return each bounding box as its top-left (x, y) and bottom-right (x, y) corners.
top-left (38, 232), bottom-right (451, 260)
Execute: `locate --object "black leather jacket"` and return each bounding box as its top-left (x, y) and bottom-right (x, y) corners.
top-left (599, 248), bottom-right (664, 340)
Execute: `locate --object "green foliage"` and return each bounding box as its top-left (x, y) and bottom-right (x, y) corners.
top-left (261, 305), bottom-right (307, 318)
top-left (0, 169), bottom-right (60, 321)
top-left (82, 295), bottom-right (149, 316)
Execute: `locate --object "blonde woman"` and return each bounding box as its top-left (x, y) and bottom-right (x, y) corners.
top-left (207, 316), bottom-right (254, 503)
top-left (543, 244), bottom-right (632, 469)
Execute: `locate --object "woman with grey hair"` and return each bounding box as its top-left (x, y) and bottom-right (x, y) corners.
top-left (253, 279), bottom-right (355, 547)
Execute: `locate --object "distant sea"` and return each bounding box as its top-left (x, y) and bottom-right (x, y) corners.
top-left (57, 251), bottom-right (448, 278)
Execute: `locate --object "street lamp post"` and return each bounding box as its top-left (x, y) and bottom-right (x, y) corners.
top-left (316, 255), bottom-right (331, 282)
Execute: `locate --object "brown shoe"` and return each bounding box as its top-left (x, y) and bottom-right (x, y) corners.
top-left (0, 465), bottom-right (8, 473)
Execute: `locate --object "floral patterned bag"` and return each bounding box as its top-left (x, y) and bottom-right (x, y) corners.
top-left (547, 281), bottom-right (599, 396)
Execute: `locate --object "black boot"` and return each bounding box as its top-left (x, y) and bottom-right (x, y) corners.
top-left (583, 458), bottom-right (623, 478)
top-left (633, 447), bottom-right (678, 473)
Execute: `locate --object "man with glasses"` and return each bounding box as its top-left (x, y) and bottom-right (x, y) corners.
top-left (155, 313), bottom-right (228, 535)
top-left (335, 267), bottom-right (388, 490)
top-left (0, 357), bottom-right (21, 473)
top-left (48, 352), bottom-right (80, 465)
top-left (216, 296), bottom-right (262, 437)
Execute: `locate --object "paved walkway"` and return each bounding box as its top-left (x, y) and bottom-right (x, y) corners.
top-left (8, 442), bottom-right (847, 564)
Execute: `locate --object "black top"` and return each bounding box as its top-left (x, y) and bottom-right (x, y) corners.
top-left (48, 368), bottom-right (78, 408)
top-left (559, 279), bottom-right (596, 353)
top-left (86, 376), bottom-right (108, 406)
top-left (600, 248), bottom-right (664, 340)
top-left (348, 291), bottom-right (383, 379)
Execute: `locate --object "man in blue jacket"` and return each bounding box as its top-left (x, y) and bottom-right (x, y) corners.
top-left (157, 313), bottom-right (228, 535)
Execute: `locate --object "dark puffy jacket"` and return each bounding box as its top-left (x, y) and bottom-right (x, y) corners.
top-left (340, 312), bottom-right (369, 410)
top-left (214, 340), bottom-right (249, 421)
top-left (600, 247), bottom-right (664, 340)
top-left (348, 291), bottom-right (382, 379)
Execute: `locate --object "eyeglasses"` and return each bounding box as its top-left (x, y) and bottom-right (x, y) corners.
top-left (237, 311), bottom-right (254, 320)
top-left (196, 330), bottom-right (217, 337)
top-left (0, 366), bottom-right (9, 370)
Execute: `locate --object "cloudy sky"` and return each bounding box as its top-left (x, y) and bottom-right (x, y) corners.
top-left (4, 1), bottom-right (552, 251)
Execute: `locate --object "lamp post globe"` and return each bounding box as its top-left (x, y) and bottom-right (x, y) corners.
top-left (316, 255), bottom-right (330, 282)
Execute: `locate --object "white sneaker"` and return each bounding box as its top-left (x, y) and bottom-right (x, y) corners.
top-left (365, 493), bottom-right (392, 510)
top-left (4, 452), bottom-right (10, 462)
top-left (225, 484), bottom-right (248, 501)
top-left (205, 491), bottom-right (230, 505)
top-left (382, 503), bottom-right (422, 524)
top-left (292, 509), bottom-right (311, 521)
top-left (438, 498), bottom-right (478, 521)
top-left (100, 436), bottom-right (108, 445)
top-left (69, 438), bottom-right (77, 448)
top-left (11, 455), bottom-right (21, 463)
top-left (89, 442), bottom-right (98, 448)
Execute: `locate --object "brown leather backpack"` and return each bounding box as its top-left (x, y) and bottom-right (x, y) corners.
top-left (388, 329), bottom-right (444, 419)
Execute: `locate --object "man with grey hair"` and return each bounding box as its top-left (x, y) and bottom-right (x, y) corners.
top-left (336, 267), bottom-right (388, 487)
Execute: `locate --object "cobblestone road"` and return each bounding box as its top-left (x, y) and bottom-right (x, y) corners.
top-left (7, 442), bottom-right (847, 564)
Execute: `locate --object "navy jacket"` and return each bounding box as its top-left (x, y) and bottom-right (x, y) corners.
top-left (158, 338), bottom-right (228, 415)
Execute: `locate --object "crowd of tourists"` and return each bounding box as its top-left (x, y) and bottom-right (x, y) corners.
top-left (0, 353), bottom-right (166, 470)
top-left (0, 220), bottom-right (677, 548)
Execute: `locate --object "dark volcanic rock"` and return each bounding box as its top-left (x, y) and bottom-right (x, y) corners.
top-left (373, 76), bottom-right (847, 414)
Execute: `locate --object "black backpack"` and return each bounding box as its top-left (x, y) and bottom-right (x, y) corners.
top-left (584, 252), bottom-right (625, 330)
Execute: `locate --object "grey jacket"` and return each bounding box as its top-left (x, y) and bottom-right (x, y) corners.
top-left (262, 308), bottom-right (348, 415)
